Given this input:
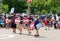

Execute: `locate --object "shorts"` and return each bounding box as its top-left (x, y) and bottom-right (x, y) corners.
top-left (34, 25), bottom-right (38, 29)
top-left (45, 24), bottom-right (49, 26)
top-left (11, 22), bottom-right (16, 28)
top-left (16, 24), bottom-right (22, 29)
top-left (48, 23), bottom-right (53, 27)
top-left (20, 21), bottom-right (23, 24)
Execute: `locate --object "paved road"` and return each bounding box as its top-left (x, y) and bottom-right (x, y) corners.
top-left (0, 28), bottom-right (60, 41)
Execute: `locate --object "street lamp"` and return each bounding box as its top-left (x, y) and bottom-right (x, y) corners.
top-left (27, 0), bottom-right (32, 15)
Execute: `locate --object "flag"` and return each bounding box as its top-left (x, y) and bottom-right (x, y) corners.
top-left (10, 7), bottom-right (14, 14)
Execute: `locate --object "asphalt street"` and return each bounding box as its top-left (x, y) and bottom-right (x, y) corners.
top-left (0, 27), bottom-right (60, 41)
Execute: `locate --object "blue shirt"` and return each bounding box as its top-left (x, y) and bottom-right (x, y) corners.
top-left (34, 20), bottom-right (39, 25)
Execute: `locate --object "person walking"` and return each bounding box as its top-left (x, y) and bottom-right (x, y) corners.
top-left (34, 16), bottom-right (40, 37)
top-left (11, 13), bottom-right (17, 33)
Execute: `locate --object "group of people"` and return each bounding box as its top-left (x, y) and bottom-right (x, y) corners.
top-left (2, 13), bottom-right (60, 37)
top-left (42, 15), bottom-right (60, 30)
top-left (4, 13), bottom-right (42, 37)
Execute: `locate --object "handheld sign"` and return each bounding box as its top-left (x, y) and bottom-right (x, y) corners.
top-left (30, 22), bottom-right (34, 30)
top-left (15, 17), bottom-right (20, 24)
top-left (36, 23), bottom-right (42, 29)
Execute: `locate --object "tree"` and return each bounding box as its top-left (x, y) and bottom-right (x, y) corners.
top-left (0, 5), bottom-right (2, 13)
top-left (2, 4), bottom-right (9, 13)
top-left (2, 0), bottom-right (27, 13)
top-left (2, 0), bottom-right (60, 15)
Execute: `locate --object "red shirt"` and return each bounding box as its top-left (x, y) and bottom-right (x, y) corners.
top-left (44, 20), bottom-right (49, 24)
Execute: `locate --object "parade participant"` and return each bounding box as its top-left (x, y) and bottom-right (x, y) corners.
top-left (23, 16), bottom-right (28, 29)
top-left (44, 16), bottom-right (49, 30)
top-left (15, 14), bottom-right (22, 34)
top-left (3, 18), bottom-right (6, 28)
top-left (30, 19), bottom-right (34, 30)
top-left (34, 16), bottom-right (40, 37)
top-left (27, 15), bottom-right (34, 35)
top-left (8, 17), bottom-right (12, 28)
top-left (19, 13), bottom-right (23, 34)
top-left (11, 13), bottom-right (17, 33)
top-left (23, 16), bottom-right (31, 35)
top-left (5, 17), bottom-right (9, 28)
top-left (5, 17), bottom-right (11, 29)
top-left (47, 19), bottom-right (53, 29)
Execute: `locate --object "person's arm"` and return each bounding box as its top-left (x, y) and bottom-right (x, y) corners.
top-left (56, 23), bottom-right (59, 27)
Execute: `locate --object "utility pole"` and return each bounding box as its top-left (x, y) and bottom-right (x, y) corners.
top-left (27, 0), bottom-right (32, 15)
top-left (0, 0), bottom-right (2, 14)
top-left (0, 0), bottom-right (2, 5)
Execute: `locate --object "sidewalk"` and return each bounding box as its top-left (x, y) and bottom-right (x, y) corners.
top-left (0, 28), bottom-right (60, 41)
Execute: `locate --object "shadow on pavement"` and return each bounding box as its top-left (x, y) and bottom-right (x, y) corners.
top-left (17, 33), bottom-right (46, 38)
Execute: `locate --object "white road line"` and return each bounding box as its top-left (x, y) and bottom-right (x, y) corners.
top-left (0, 34), bottom-right (15, 39)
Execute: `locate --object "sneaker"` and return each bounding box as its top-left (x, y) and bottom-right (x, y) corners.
top-left (45, 29), bottom-right (47, 30)
top-left (28, 32), bottom-right (31, 36)
top-left (13, 31), bottom-right (16, 33)
top-left (19, 33), bottom-right (22, 34)
top-left (34, 35), bottom-right (39, 37)
top-left (48, 29), bottom-right (50, 30)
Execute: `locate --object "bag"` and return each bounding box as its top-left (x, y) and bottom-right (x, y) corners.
top-left (36, 23), bottom-right (42, 29)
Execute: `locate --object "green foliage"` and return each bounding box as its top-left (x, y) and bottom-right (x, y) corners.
top-left (41, 9), bottom-right (47, 14)
top-left (1, 0), bottom-right (60, 15)
top-left (2, 4), bottom-right (9, 13)
top-left (0, 5), bottom-right (2, 13)
top-left (2, 0), bottom-right (27, 13)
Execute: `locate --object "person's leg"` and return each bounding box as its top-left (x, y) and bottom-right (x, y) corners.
top-left (6, 23), bottom-right (8, 28)
top-left (36, 29), bottom-right (39, 35)
top-left (26, 24), bottom-right (31, 35)
top-left (45, 24), bottom-right (48, 30)
top-left (54, 23), bottom-right (57, 29)
top-left (19, 24), bottom-right (22, 34)
top-left (18, 24), bottom-right (22, 34)
top-left (13, 24), bottom-right (16, 33)
top-left (34, 29), bottom-right (39, 37)
top-left (12, 28), bottom-right (16, 33)
top-left (23, 24), bottom-right (26, 29)
top-left (34, 26), bottom-right (39, 37)
top-left (45, 26), bottom-right (48, 30)
top-left (47, 26), bottom-right (50, 30)
top-left (27, 27), bottom-right (31, 35)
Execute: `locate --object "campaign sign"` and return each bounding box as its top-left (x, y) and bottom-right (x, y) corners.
top-left (15, 18), bottom-right (20, 24)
